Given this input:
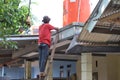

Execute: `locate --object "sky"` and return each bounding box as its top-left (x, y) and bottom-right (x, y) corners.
top-left (20, 0), bottom-right (64, 28)
top-left (31, 0), bottom-right (63, 28)
top-left (20, 0), bottom-right (99, 28)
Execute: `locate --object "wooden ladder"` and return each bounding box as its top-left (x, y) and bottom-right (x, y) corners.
top-left (44, 33), bottom-right (59, 80)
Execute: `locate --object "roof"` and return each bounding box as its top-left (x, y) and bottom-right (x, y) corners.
top-left (78, 0), bottom-right (120, 43)
top-left (67, 0), bottom-right (120, 54)
top-left (0, 22), bottom-right (83, 67)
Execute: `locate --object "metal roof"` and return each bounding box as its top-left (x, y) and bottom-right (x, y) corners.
top-left (78, 0), bottom-right (120, 44)
top-left (66, 0), bottom-right (120, 54)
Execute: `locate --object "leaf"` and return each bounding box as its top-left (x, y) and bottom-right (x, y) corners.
top-left (0, 0), bottom-right (31, 49)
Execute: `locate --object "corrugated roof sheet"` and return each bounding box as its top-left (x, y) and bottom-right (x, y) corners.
top-left (78, 0), bottom-right (120, 44)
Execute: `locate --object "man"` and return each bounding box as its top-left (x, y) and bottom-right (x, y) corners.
top-left (38, 16), bottom-right (58, 78)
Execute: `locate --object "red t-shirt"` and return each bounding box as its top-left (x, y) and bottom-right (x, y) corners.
top-left (38, 23), bottom-right (55, 47)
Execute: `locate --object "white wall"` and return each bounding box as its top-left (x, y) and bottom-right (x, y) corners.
top-left (32, 60), bottom-right (76, 78)
top-left (93, 56), bottom-right (107, 80)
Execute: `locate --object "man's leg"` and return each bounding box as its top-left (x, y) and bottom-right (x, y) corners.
top-left (38, 45), bottom-right (42, 72)
top-left (39, 43), bottom-right (49, 78)
top-left (40, 43), bottom-right (49, 72)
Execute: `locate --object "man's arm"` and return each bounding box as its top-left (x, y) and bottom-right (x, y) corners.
top-left (54, 27), bottom-right (59, 32)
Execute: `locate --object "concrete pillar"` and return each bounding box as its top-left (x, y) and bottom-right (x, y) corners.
top-left (81, 53), bottom-right (92, 80)
top-left (24, 59), bottom-right (31, 79)
top-left (45, 59), bottom-right (53, 80)
top-left (76, 56), bottom-right (81, 80)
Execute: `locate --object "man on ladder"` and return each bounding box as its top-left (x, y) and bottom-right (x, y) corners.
top-left (38, 16), bottom-right (59, 79)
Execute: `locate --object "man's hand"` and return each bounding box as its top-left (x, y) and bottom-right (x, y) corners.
top-left (55, 27), bottom-right (59, 32)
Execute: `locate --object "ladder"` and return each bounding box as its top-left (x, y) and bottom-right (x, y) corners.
top-left (44, 33), bottom-right (59, 80)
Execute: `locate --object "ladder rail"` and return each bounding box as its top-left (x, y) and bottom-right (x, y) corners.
top-left (44, 33), bottom-right (59, 80)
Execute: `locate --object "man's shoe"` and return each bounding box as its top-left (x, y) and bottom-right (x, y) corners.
top-left (39, 72), bottom-right (46, 80)
top-left (40, 72), bottom-right (46, 76)
top-left (39, 76), bottom-right (45, 80)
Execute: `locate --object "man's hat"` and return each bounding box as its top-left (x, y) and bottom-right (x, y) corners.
top-left (42, 16), bottom-right (50, 23)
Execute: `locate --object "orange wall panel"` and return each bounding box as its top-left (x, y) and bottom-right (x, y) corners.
top-left (79, 0), bottom-right (90, 22)
top-left (63, 0), bottom-right (90, 27)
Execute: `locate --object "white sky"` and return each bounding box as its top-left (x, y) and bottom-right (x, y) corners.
top-left (20, 0), bottom-right (99, 28)
top-left (30, 0), bottom-right (63, 28)
top-left (89, 0), bottom-right (99, 13)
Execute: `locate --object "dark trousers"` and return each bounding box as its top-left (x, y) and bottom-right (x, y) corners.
top-left (38, 43), bottom-right (49, 72)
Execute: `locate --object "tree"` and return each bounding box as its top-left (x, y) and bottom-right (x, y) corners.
top-left (0, 0), bottom-right (30, 49)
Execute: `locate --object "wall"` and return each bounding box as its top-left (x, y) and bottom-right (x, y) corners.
top-left (63, 0), bottom-right (90, 26)
top-left (0, 67), bottom-right (34, 79)
top-left (93, 56), bottom-right (107, 80)
top-left (75, 55), bottom-right (108, 80)
top-left (32, 55), bottom-right (120, 80)
top-left (32, 60), bottom-right (76, 78)
top-left (63, 0), bottom-right (99, 27)
top-left (107, 54), bottom-right (120, 80)
top-left (53, 60), bottom-right (76, 77)
top-left (1, 55), bottom-right (120, 80)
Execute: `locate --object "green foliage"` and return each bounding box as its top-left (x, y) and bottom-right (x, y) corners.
top-left (0, 0), bottom-right (30, 49)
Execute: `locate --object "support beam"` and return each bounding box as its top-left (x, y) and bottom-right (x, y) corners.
top-left (0, 54), bottom-right (12, 57)
top-left (76, 56), bottom-right (81, 80)
top-left (13, 40), bottom-right (70, 59)
top-left (50, 40), bottom-right (71, 51)
top-left (67, 45), bottom-right (120, 54)
top-left (52, 54), bottom-right (79, 61)
top-left (24, 59), bottom-right (31, 79)
top-left (92, 27), bottom-right (120, 35)
top-left (98, 10), bottom-right (120, 24)
top-left (0, 58), bottom-right (21, 67)
top-left (12, 44), bottom-right (37, 58)
top-left (23, 53), bottom-right (79, 61)
top-left (0, 49), bottom-right (12, 54)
